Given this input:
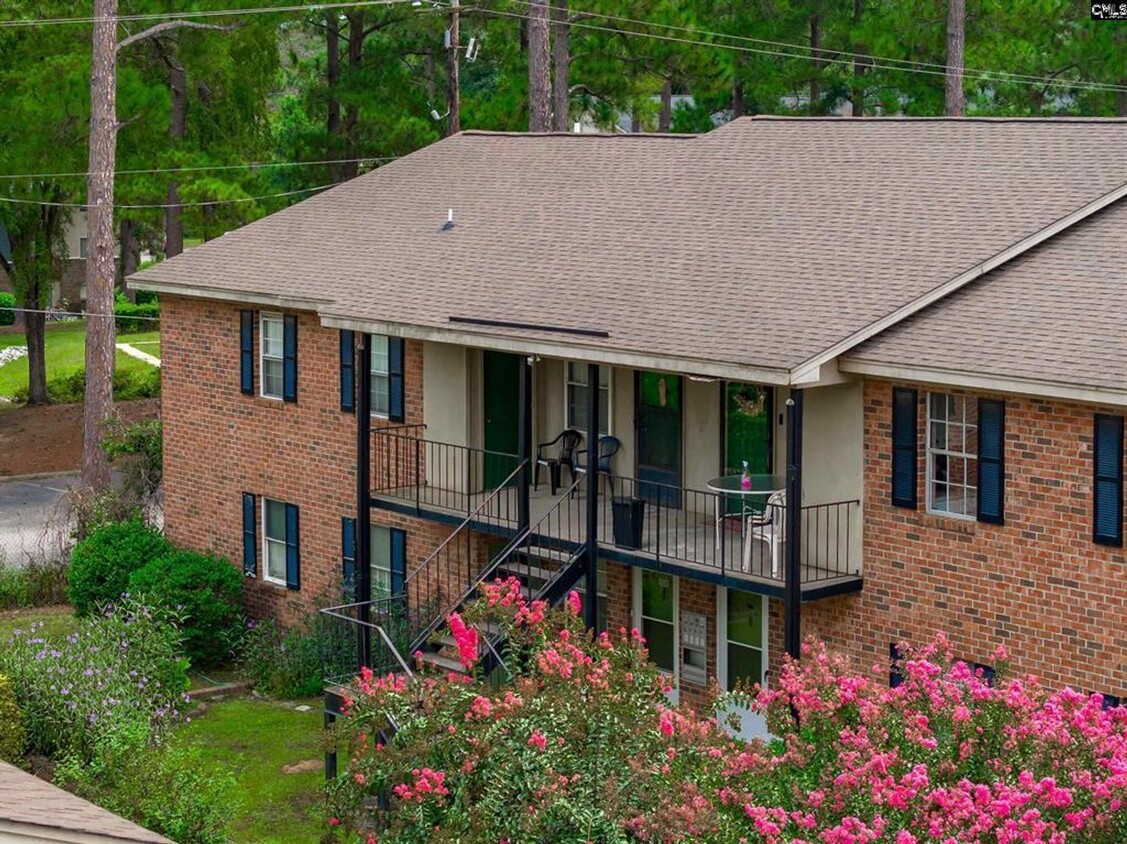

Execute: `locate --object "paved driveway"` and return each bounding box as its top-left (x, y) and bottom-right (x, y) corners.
top-left (0, 474), bottom-right (78, 566)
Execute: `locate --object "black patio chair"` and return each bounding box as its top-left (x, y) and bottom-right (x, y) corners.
top-left (575, 435), bottom-right (621, 497)
top-left (535, 428), bottom-right (583, 495)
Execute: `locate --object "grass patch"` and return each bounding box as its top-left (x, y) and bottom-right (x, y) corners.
top-left (0, 322), bottom-right (158, 400)
top-left (176, 697), bottom-right (328, 844)
top-left (0, 604), bottom-right (78, 641)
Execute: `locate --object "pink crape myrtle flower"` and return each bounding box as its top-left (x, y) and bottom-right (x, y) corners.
top-left (565, 590), bottom-right (582, 616)
top-left (447, 612), bottom-right (479, 669)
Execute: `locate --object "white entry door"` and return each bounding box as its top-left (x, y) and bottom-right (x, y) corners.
top-left (716, 587), bottom-right (769, 741)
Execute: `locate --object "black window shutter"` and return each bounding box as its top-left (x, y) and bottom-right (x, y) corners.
top-left (282, 314), bottom-right (298, 403)
top-left (389, 527), bottom-right (407, 596)
top-left (241, 492), bottom-right (257, 577)
top-left (889, 642), bottom-right (903, 688)
top-left (239, 310), bottom-right (254, 395)
top-left (340, 330), bottom-right (355, 413)
top-left (1093, 414), bottom-right (1124, 547)
top-left (284, 503), bottom-right (300, 590)
top-left (341, 516), bottom-right (357, 599)
top-left (388, 337), bottom-right (405, 423)
top-left (976, 398), bottom-right (1005, 524)
top-left (890, 387), bottom-right (918, 509)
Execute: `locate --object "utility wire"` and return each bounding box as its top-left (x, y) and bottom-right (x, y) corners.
top-left (0, 182), bottom-right (334, 209)
top-left (0, 0), bottom-right (421, 28)
top-left (480, 5), bottom-right (1127, 95)
top-left (0, 307), bottom-right (161, 322)
top-left (0, 155), bottom-right (400, 181)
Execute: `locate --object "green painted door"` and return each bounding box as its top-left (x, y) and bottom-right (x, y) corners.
top-left (723, 383), bottom-right (773, 517)
top-left (636, 371), bottom-right (683, 508)
top-left (482, 351), bottom-right (521, 488)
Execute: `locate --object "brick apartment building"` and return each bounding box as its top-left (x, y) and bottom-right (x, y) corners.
top-left (132, 117), bottom-right (1127, 729)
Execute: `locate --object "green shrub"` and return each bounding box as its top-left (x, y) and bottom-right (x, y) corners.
top-left (129, 550), bottom-right (243, 667)
top-left (0, 673), bottom-right (25, 762)
top-left (0, 598), bottom-right (188, 761)
top-left (239, 616), bottom-right (332, 698)
top-left (56, 722), bottom-right (236, 844)
top-left (133, 289), bottom-right (158, 306)
top-left (0, 292), bottom-right (14, 327)
top-left (12, 366), bottom-right (161, 404)
top-left (102, 418), bottom-right (163, 503)
top-left (68, 519), bottom-right (171, 616)
top-left (114, 296), bottom-right (160, 334)
top-left (0, 558), bottom-right (69, 610)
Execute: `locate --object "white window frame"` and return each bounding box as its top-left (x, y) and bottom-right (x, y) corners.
top-left (371, 524), bottom-right (392, 599)
top-left (926, 392), bottom-right (978, 520)
top-left (370, 334), bottom-right (391, 418)
top-left (259, 311), bottom-right (285, 400)
top-left (261, 497), bottom-right (288, 586)
top-left (78, 237), bottom-right (88, 259)
top-left (715, 587), bottom-right (768, 691)
top-left (564, 361), bottom-right (612, 436)
top-left (633, 567), bottom-right (679, 703)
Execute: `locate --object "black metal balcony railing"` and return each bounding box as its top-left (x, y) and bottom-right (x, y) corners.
top-left (600, 476), bottom-right (860, 585)
top-left (372, 426), bottom-right (521, 522)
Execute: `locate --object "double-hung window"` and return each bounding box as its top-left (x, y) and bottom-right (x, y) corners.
top-left (927, 392), bottom-right (977, 518)
top-left (565, 362), bottom-right (610, 435)
top-left (260, 313), bottom-right (285, 399)
top-left (724, 590), bottom-right (765, 688)
top-left (262, 498), bottom-right (288, 584)
top-left (370, 335), bottom-right (391, 416)
top-left (371, 525), bottom-right (392, 599)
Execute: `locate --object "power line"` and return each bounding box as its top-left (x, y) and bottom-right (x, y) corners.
top-left (0, 155), bottom-right (400, 181)
top-left (0, 307), bottom-right (160, 322)
top-left (0, 183), bottom-right (333, 209)
top-left (494, 0), bottom-right (1127, 95)
top-left (0, 0), bottom-right (420, 28)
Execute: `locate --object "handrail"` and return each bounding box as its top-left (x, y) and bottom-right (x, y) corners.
top-left (403, 457), bottom-right (529, 582)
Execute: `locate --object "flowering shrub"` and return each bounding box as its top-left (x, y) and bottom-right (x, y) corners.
top-left (328, 580), bottom-right (1127, 843)
top-left (0, 597), bottom-right (189, 762)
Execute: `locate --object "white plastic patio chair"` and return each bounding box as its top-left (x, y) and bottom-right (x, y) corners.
top-left (744, 490), bottom-right (785, 577)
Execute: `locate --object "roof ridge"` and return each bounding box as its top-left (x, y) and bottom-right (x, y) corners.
top-left (456, 129), bottom-right (698, 139)
top-left (738, 115), bottom-right (1127, 124)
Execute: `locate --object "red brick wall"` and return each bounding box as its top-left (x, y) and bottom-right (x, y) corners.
top-left (160, 295), bottom-right (435, 623)
top-left (806, 378), bottom-right (1127, 697)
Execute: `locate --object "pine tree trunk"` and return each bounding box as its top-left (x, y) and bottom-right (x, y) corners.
top-left (84, 0), bottom-right (118, 492)
top-left (732, 82), bottom-right (745, 119)
top-left (658, 77), bottom-right (672, 131)
top-left (945, 0), bottom-right (965, 116)
top-left (327, 13), bottom-right (342, 182)
top-left (118, 219), bottom-right (138, 301)
top-left (165, 58), bottom-right (186, 257)
top-left (852, 0), bottom-right (865, 117)
top-left (528, 0), bottom-right (551, 131)
top-left (22, 286), bottom-right (48, 406)
top-left (447, 0), bottom-right (460, 136)
top-left (551, 0), bottom-right (570, 131)
top-left (809, 14), bottom-right (821, 114)
top-left (342, 10), bottom-right (364, 181)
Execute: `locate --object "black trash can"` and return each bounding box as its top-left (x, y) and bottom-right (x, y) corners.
top-left (611, 496), bottom-right (645, 549)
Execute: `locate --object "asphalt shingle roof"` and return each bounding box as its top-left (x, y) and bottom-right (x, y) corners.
top-left (0, 761), bottom-right (173, 843)
top-left (844, 196), bottom-right (1127, 392)
top-left (131, 117), bottom-right (1127, 376)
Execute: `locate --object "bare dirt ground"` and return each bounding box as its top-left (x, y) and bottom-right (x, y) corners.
top-left (0, 399), bottom-right (160, 477)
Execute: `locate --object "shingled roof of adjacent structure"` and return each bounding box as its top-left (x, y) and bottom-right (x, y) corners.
top-left (0, 761), bottom-right (173, 843)
top-left (843, 196), bottom-right (1127, 397)
top-left (130, 117), bottom-right (1127, 382)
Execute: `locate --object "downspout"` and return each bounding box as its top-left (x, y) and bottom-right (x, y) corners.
top-left (584, 363), bottom-right (600, 630)
top-left (357, 332), bottom-right (372, 668)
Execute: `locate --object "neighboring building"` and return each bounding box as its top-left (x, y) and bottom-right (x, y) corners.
top-left (130, 117), bottom-right (1127, 725)
top-left (0, 761), bottom-right (173, 844)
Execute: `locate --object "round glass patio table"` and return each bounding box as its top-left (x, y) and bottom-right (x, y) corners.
top-left (706, 474), bottom-right (786, 549)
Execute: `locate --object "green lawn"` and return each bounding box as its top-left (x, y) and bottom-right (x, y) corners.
top-left (0, 604), bottom-right (78, 641)
top-left (0, 322), bottom-right (159, 399)
top-left (176, 698), bottom-right (328, 844)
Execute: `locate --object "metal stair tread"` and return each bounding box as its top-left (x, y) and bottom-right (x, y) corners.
top-left (418, 651), bottom-right (468, 673)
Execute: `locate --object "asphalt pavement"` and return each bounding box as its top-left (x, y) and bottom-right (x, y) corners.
top-left (0, 474), bottom-right (78, 566)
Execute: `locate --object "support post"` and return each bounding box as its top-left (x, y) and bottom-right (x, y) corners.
top-left (784, 391), bottom-right (804, 660)
top-left (357, 333), bottom-right (372, 668)
top-left (584, 363), bottom-right (600, 631)
top-left (323, 703), bottom-right (338, 779)
top-left (518, 355), bottom-right (533, 533)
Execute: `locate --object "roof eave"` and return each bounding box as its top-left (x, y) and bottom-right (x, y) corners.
top-left (840, 358), bottom-right (1127, 408)
top-left (128, 278), bottom-right (332, 312)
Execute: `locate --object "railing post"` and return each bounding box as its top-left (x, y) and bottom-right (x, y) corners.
top-left (584, 362), bottom-right (600, 631)
top-left (357, 332), bottom-right (372, 669)
top-left (518, 356), bottom-right (533, 534)
top-left (784, 390), bottom-right (804, 661)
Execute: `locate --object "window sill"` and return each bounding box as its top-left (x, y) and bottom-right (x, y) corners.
top-left (915, 512), bottom-right (977, 535)
top-left (252, 395), bottom-right (286, 409)
top-left (261, 576), bottom-right (289, 588)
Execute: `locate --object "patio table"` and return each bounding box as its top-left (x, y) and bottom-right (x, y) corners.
top-left (706, 474), bottom-right (786, 550)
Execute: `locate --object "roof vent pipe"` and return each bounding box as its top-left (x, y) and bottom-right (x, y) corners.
top-left (442, 209), bottom-right (454, 231)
